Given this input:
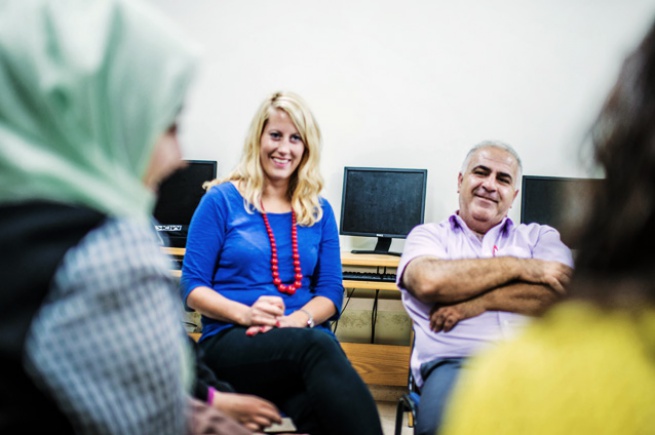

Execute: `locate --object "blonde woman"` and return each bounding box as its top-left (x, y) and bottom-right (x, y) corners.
top-left (182, 91), bottom-right (383, 435)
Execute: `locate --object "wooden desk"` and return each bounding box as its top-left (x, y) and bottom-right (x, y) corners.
top-left (166, 248), bottom-right (410, 387)
top-left (166, 249), bottom-right (402, 288)
top-left (340, 342), bottom-right (410, 386)
top-left (165, 249), bottom-right (400, 269)
top-left (164, 247), bottom-right (184, 278)
top-left (341, 251), bottom-right (399, 268)
top-left (341, 251), bottom-right (399, 291)
top-left (339, 251), bottom-right (409, 386)
top-left (163, 247), bottom-right (185, 257)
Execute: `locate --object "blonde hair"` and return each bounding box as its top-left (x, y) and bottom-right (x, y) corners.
top-left (205, 91), bottom-right (324, 226)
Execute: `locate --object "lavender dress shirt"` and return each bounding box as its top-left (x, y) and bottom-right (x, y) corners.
top-left (397, 213), bottom-right (573, 387)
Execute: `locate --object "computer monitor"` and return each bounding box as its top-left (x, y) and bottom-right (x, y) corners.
top-left (339, 166), bottom-right (428, 256)
top-left (520, 175), bottom-right (602, 249)
top-left (153, 160), bottom-right (217, 248)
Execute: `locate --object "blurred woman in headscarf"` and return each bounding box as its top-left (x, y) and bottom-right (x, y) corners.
top-left (0, 1), bottom-right (244, 433)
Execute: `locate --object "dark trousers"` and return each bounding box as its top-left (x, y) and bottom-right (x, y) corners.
top-left (415, 357), bottom-right (466, 435)
top-left (200, 326), bottom-right (383, 435)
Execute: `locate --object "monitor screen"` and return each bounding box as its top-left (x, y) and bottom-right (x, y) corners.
top-left (340, 166), bottom-right (427, 255)
top-left (153, 159), bottom-right (217, 247)
top-left (520, 175), bottom-right (602, 249)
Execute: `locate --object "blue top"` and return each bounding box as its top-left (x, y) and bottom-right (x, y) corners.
top-left (181, 182), bottom-right (344, 341)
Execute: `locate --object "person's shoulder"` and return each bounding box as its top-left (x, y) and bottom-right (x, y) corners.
top-left (203, 181), bottom-right (243, 206)
top-left (514, 221), bottom-right (560, 236)
top-left (470, 301), bottom-right (655, 394)
top-left (512, 221), bottom-right (568, 249)
top-left (408, 218), bottom-right (451, 237)
top-left (446, 302), bottom-right (655, 434)
top-left (96, 218), bottom-right (168, 265)
top-left (317, 195), bottom-right (334, 210)
top-left (474, 302), bottom-right (640, 366)
top-left (206, 181), bottom-right (237, 197)
top-left (58, 218), bottom-right (171, 287)
top-left (314, 196), bottom-right (338, 216)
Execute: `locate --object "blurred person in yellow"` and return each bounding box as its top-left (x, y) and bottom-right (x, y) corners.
top-left (441, 17), bottom-right (655, 435)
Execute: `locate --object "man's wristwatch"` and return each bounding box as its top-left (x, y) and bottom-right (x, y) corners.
top-left (299, 309), bottom-right (315, 328)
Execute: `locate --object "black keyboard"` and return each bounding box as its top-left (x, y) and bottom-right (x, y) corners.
top-left (342, 271), bottom-right (397, 283)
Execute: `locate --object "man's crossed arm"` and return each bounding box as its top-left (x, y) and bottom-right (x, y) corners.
top-left (401, 256), bottom-right (573, 332)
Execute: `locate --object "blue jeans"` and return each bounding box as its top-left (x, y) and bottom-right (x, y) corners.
top-left (200, 326), bottom-right (383, 435)
top-left (415, 357), bottom-right (466, 435)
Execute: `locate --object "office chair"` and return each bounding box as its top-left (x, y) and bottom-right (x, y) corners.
top-left (394, 330), bottom-right (419, 435)
top-left (394, 372), bottom-right (420, 435)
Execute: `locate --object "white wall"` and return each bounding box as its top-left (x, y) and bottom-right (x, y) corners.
top-left (149, 0), bottom-right (654, 252)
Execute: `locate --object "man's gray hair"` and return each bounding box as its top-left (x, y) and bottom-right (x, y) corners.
top-left (460, 140), bottom-right (523, 187)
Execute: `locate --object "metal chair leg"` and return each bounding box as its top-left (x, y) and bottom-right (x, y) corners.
top-left (394, 396), bottom-right (408, 435)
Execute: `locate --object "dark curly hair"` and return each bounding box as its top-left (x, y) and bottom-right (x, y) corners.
top-left (571, 19), bottom-right (655, 306)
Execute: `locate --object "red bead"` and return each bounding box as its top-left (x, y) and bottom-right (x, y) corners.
top-left (273, 277), bottom-right (282, 285)
top-left (271, 265), bottom-right (278, 272)
top-left (295, 273), bottom-right (303, 280)
top-left (271, 258), bottom-right (278, 265)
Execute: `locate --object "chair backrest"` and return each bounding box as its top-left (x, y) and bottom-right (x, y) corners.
top-left (406, 327), bottom-right (419, 393)
top-left (394, 328), bottom-right (420, 435)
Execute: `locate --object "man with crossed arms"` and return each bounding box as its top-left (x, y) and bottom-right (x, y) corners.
top-left (397, 140), bottom-right (574, 435)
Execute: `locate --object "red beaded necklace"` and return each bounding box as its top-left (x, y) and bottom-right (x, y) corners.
top-left (260, 203), bottom-right (302, 295)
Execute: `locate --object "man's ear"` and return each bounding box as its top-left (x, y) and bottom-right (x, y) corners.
top-left (509, 188), bottom-right (520, 208)
top-left (457, 173), bottom-right (463, 193)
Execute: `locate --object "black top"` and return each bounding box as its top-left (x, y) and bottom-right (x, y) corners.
top-left (0, 201), bottom-right (104, 433)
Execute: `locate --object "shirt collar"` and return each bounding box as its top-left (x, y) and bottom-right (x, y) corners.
top-left (449, 212), bottom-right (514, 239)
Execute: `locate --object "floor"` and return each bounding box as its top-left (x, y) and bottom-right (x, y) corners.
top-left (369, 384), bottom-right (413, 435)
top-left (264, 389), bottom-right (414, 434)
top-left (378, 400), bottom-right (413, 435)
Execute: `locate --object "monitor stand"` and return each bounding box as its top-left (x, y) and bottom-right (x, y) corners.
top-left (350, 236), bottom-right (401, 257)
